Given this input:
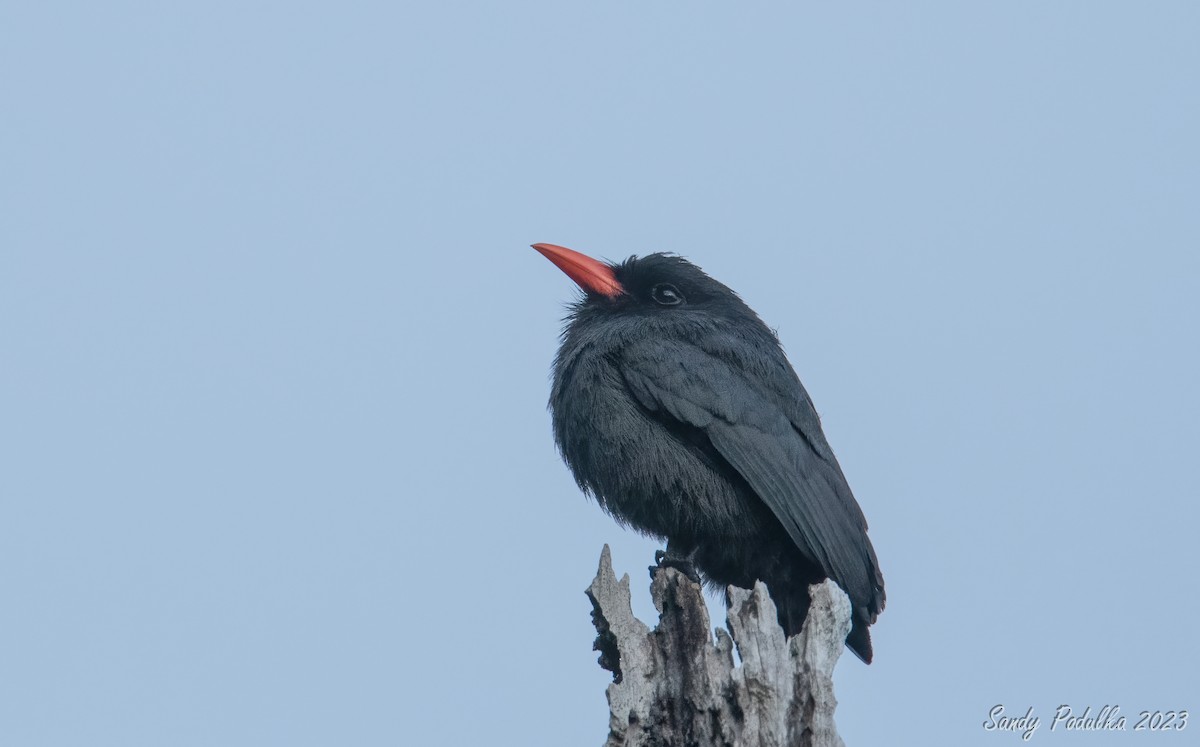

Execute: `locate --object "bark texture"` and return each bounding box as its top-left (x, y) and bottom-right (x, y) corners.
top-left (586, 545), bottom-right (852, 747)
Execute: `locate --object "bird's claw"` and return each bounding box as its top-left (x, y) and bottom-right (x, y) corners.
top-left (650, 548), bottom-right (702, 585)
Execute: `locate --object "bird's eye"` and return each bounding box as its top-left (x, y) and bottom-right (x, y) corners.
top-left (651, 283), bottom-right (684, 306)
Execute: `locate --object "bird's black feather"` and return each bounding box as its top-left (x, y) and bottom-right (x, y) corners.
top-left (546, 251), bottom-right (885, 662)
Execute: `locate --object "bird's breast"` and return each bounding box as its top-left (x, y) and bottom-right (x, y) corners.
top-left (550, 345), bottom-right (769, 543)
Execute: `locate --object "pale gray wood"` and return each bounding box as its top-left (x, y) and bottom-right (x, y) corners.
top-left (585, 545), bottom-right (852, 747)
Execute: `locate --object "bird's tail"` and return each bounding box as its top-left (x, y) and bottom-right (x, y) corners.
top-left (780, 588), bottom-right (874, 664)
top-left (845, 616), bottom-right (873, 664)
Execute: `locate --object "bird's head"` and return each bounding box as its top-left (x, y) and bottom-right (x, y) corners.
top-left (532, 243), bottom-right (758, 325)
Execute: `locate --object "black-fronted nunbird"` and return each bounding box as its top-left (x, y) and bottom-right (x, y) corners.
top-left (535, 243), bottom-right (885, 663)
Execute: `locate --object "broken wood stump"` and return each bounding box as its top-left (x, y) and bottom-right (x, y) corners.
top-left (586, 545), bottom-right (852, 747)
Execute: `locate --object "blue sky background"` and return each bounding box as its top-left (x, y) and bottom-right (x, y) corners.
top-left (3, 3), bottom-right (1197, 745)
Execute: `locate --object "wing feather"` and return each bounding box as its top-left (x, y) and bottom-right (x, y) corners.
top-left (620, 338), bottom-right (881, 612)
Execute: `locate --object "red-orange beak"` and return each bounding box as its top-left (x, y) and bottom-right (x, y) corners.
top-left (532, 243), bottom-right (624, 298)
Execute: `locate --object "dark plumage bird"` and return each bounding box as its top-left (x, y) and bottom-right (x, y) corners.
top-left (535, 243), bottom-right (885, 663)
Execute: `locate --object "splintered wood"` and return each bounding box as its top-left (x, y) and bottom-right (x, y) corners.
top-left (586, 545), bottom-right (852, 747)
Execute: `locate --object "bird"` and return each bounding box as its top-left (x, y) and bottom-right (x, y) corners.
top-left (534, 242), bottom-right (885, 663)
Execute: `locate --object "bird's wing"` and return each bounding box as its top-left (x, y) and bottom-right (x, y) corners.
top-left (619, 338), bottom-right (881, 611)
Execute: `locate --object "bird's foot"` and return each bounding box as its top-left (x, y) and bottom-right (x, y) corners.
top-left (650, 547), bottom-right (701, 585)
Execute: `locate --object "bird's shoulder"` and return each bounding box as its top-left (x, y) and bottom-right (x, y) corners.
top-left (617, 327), bottom-right (828, 441)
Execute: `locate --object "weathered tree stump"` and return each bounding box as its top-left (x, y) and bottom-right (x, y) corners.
top-left (586, 545), bottom-right (852, 747)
